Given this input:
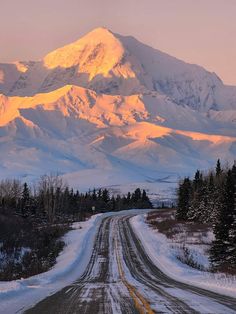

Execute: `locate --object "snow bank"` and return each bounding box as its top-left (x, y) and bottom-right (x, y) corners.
top-left (0, 214), bottom-right (102, 314)
top-left (130, 214), bottom-right (236, 298)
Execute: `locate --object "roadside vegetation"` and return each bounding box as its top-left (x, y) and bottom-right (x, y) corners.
top-left (147, 209), bottom-right (212, 272)
top-left (0, 174), bottom-right (152, 280)
top-left (176, 159), bottom-right (236, 274)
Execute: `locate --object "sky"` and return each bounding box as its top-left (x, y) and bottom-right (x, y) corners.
top-left (0, 0), bottom-right (235, 85)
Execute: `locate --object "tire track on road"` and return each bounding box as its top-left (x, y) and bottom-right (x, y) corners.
top-left (25, 213), bottom-right (236, 314)
top-left (118, 216), bottom-right (199, 314)
top-left (124, 215), bottom-right (236, 313)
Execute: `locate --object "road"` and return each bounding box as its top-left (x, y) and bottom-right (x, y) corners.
top-left (26, 213), bottom-right (236, 314)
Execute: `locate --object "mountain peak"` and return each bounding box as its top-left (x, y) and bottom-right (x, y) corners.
top-left (43, 27), bottom-right (125, 72)
top-left (2, 27), bottom-right (236, 112)
top-left (0, 28), bottom-right (236, 188)
top-left (86, 26), bottom-right (113, 36)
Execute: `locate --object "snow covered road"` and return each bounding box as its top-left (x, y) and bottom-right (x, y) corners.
top-left (25, 212), bottom-right (236, 314)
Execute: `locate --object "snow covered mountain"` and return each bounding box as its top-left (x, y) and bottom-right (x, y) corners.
top-left (2, 28), bottom-right (236, 112)
top-left (0, 27), bottom-right (236, 194)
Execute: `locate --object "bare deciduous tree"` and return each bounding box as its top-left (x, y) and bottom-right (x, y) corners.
top-left (37, 174), bottom-right (67, 222)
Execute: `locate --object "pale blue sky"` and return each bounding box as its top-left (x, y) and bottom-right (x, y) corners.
top-left (0, 0), bottom-right (235, 84)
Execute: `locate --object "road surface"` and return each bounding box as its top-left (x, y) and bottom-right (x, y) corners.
top-left (26, 214), bottom-right (236, 314)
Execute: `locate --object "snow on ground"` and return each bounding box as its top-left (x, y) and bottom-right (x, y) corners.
top-left (130, 214), bottom-right (236, 298)
top-left (62, 168), bottom-right (177, 206)
top-left (0, 209), bottom-right (147, 314)
top-left (1, 28), bottom-right (236, 200)
top-left (172, 227), bottom-right (214, 271)
top-left (0, 214), bottom-right (102, 314)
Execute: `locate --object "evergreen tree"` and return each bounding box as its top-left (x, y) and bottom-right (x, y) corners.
top-left (54, 187), bottom-right (61, 213)
top-left (193, 170), bottom-right (203, 190)
top-left (111, 195), bottom-right (116, 211)
top-left (187, 188), bottom-right (202, 221)
top-left (142, 189), bottom-right (148, 202)
top-left (195, 180), bottom-right (209, 223)
top-left (176, 160), bottom-right (236, 272)
top-left (126, 192), bottom-right (131, 207)
top-left (97, 189), bottom-right (102, 199)
top-left (187, 171), bottom-right (209, 222)
top-left (62, 187), bottom-right (70, 214)
top-left (21, 182), bottom-right (30, 215)
top-left (216, 159), bottom-right (222, 177)
top-left (176, 177), bottom-right (192, 220)
top-left (102, 189), bottom-right (110, 203)
top-left (227, 164), bottom-right (236, 269)
top-left (210, 169), bottom-right (235, 269)
top-left (141, 189), bottom-right (152, 208)
top-left (132, 188), bottom-right (142, 203)
top-left (207, 173), bottom-right (218, 223)
top-left (92, 189), bottom-right (97, 201)
top-left (116, 195), bottom-right (122, 211)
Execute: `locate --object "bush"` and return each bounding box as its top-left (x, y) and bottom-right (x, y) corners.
top-left (0, 221), bottom-right (69, 280)
top-left (176, 245), bottom-right (205, 271)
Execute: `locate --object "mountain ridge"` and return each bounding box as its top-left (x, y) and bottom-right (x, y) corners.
top-left (0, 27), bottom-right (236, 195)
top-left (1, 27), bottom-right (236, 112)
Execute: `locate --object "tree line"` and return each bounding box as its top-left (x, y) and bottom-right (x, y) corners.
top-left (176, 159), bottom-right (236, 272)
top-left (0, 174), bottom-right (152, 222)
top-left (0, 174), bottom-right (152, 280)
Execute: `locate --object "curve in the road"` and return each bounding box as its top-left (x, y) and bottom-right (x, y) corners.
top-left (25, 213), bottom-right (236, 314)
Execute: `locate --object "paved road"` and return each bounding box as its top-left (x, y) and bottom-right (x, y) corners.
top-left (26, 214), bottom-right (236, 314)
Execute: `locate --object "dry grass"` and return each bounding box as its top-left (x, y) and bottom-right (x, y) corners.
top-left (147, 209), bottom-right (212, 242)
top-left (147, 210), bottom-right (236, 275)
top-left (147, 209), bottom-right (212, 271)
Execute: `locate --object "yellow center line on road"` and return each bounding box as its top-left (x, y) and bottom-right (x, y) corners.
top-left (115, 238), bottom-right (154, 314)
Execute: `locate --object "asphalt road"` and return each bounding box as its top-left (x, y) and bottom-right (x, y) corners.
top-left (25, 214), bottom-right (236, 314)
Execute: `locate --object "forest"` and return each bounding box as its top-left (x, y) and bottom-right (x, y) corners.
top-left (176, 160), bottom-right (236, 273)
top-left (0, 174), bottom-right (152, 280)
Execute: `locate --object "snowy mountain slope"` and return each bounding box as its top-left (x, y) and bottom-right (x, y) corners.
top-left (1, 84), bottom-right (235, 135)
top-left (0, 62), bottom-right (27, 94)
top-left (0, 117), bottom-right (234, 191)
top-left (118, 34), bottom-right (236, 112)
top-left (0, 84), bottom-right (235, 192)
top-left (0, 27), bottom-right (236, 193)
top-left (1, 27), bottom-right (236, 114)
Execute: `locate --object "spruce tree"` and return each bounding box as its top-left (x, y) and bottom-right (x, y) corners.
top-left (141, 189), bottom-right (152, 208)
top-left (126, 192), bottom-right (131, 207)
top-left (196, 180), bottom-right (209, 223)
top-left (187, 172), bottom-right (205, 222)
top-left (102, 189), bottom-right (110, 203)
top-left (210, 169), bottom-right (234, 269)
top-left (227, 164), bottom-right (236, 269)
top-left (207, 173), bottom-right (218, 223)
top-left (193, 170), bottom-right (203, 190)
top-left (176, 177), bottom-right (192, 220)
top-left (216, 159), bottom-right (222, 177)
top-left (92, 189), bottom-right (97, 201)
top-left (21, 182), bottom-right (30, 215)
top-left (188, 188), bottom-right (202, 221)
top-left (111, 195), bottom-right (116, 211)
top-left (132, 188), bottom-right (142, 202)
